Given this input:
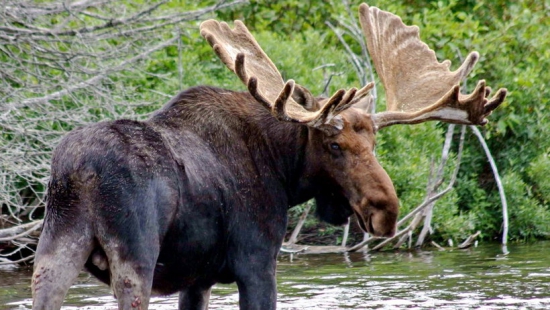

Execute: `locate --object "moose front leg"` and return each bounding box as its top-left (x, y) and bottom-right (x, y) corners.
top-left (229, 235), bottom-right (280, 310)
top-left (235, 265), bottom-right (277, 310)
top-left (178, 284), bottom-right (212, 310)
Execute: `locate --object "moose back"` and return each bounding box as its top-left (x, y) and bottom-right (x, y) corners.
top-left (31, 3), bottom-right (506, 310)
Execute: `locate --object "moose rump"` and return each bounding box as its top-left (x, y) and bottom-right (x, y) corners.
top-left (31, 119), bottom-right (181, 309)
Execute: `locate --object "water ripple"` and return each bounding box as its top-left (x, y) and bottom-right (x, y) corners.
top-left (3, 242), bottom-right (550, 309)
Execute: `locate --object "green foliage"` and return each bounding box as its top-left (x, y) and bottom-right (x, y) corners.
top-left (503, 172), bottom-right (550, 240)
top-left (433, 197), bottom-right (477, 243)
top-left (527, 152), bottom-right (550, 205)
top-left (378, 123), bottom-right (479, 243)
top-left (377, 124), bottom-right (443, 211)
top-left (217, 0), bottom-right (341, 34)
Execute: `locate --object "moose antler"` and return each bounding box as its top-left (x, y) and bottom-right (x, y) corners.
top-left (200, 20), bottom-right (373, 128)
top-left (359, 4), bottom-right (507, 130)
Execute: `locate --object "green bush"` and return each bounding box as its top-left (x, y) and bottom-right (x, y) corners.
top-left (527, 152), bottom-right (550, 205)
top-left (503, 172), bottom-right (550, 240)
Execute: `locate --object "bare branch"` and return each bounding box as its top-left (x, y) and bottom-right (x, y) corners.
top-left (0, 221), bottom-right (42, 242)
top-left (0, 220), bottom-right (43, 239)
top-left (346, 236), bottom-right (385, 252)
top-left (13, 36), bottom-right (179, 110)
top-left (0, 0), bottom-right (245, 264)
top-left (1, 0), bottom-right (247, 37)
top-left (286, 204), bottom-right (312, 245)
top-left (470, 126), bottom-right (508, 245)
top-left (3, 0), bottom-right (109, 18)
top-left (0, 254), bottom-right (35, 265)
top-left (458, 231), bottom-right (481, 249)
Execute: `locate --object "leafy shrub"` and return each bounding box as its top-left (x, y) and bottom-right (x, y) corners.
top-left (527, 152), bottom-right (550, 205)
top-left (502, 172), bottom-right (550, 240)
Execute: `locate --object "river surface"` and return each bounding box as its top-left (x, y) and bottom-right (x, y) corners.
top-left (2, 241), bottom-right (550, 309)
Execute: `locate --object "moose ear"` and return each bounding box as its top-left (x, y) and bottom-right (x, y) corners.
top-left (315, 117), bottom-right (344, 136)
top-left (292, 84), bottom-right (320, 111)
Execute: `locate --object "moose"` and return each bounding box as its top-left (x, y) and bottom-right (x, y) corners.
top-left (31, 3), bottom-right (507, 310)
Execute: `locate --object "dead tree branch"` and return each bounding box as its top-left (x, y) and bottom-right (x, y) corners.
top-left (470, 126), bottom-right (509, 245)
top-left (15, 36), bottom-right (179, 109)
top-left (286, 204), bottom-right (312, 245)
top-left (458, 231), bottom-right (481, 249)
top-left (0, 0), bottom-right (245, 265)
top-left (0, 220), bottom-right (43, 240)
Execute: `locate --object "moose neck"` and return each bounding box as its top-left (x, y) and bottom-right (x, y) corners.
top-left (235, 93), bottom-right (317, 206)
top-left (248, 103), bottom-right (316, 207)
top-left (148, 86), bottom-right (317, 206)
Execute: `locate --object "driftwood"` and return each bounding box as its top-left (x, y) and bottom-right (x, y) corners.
top-left (0, 220), bottom-right (42, 241)
top-left (458, 231), bottom-right (481, 249)
top-left (281, 230), bottom-right (482, 255)
top-left (286, 204), bottom-right (313, 245)
top-left (281, 244), bottom-right (348, 255)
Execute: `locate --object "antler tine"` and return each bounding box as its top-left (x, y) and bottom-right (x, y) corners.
top-left (235, 53), bottom-right (273, 110)
top-left (359, 3), bottom-right (507, 129)
top-left (201, 19), bottom-right (374, 129)
top-left (271, 81), bottom-right (376, 127)
top-left (308, 89), bottom-right (348, 127)
top-left (484, 88), bottom-right (507, 115)
top-left (246, 77), bottom-right (274, 111)
top-left (234, 53), bottom-right (249, 87)
top-left (272, 79), bottom-right (298, 122)
top-left (346, 82), bottom-right (375, 109)
top-left (372, 80), bottom-right (508, 129)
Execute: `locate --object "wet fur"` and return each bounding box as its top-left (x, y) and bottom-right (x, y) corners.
top-left (34, 86), bottom-right (357, 309)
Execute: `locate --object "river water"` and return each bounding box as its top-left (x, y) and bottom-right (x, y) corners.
top-left (2, 241), bottom-right (550, 309)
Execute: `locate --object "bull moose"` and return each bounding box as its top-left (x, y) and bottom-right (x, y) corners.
top-left (31, 3), bottom-right (507, 310)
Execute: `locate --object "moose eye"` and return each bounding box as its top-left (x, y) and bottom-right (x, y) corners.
top-left (330, 143), bottom-right (341, 151)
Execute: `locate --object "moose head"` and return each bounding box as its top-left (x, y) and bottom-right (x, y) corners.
top-left (200, 4), bottom-right (507, 238)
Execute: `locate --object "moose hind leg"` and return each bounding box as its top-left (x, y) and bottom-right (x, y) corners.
top-left (100, 224), bottom-right (159, 310)
top-left (32, 224), bottom-right (94, 310)
top-left (103, 248), bottom-right (157, 310)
